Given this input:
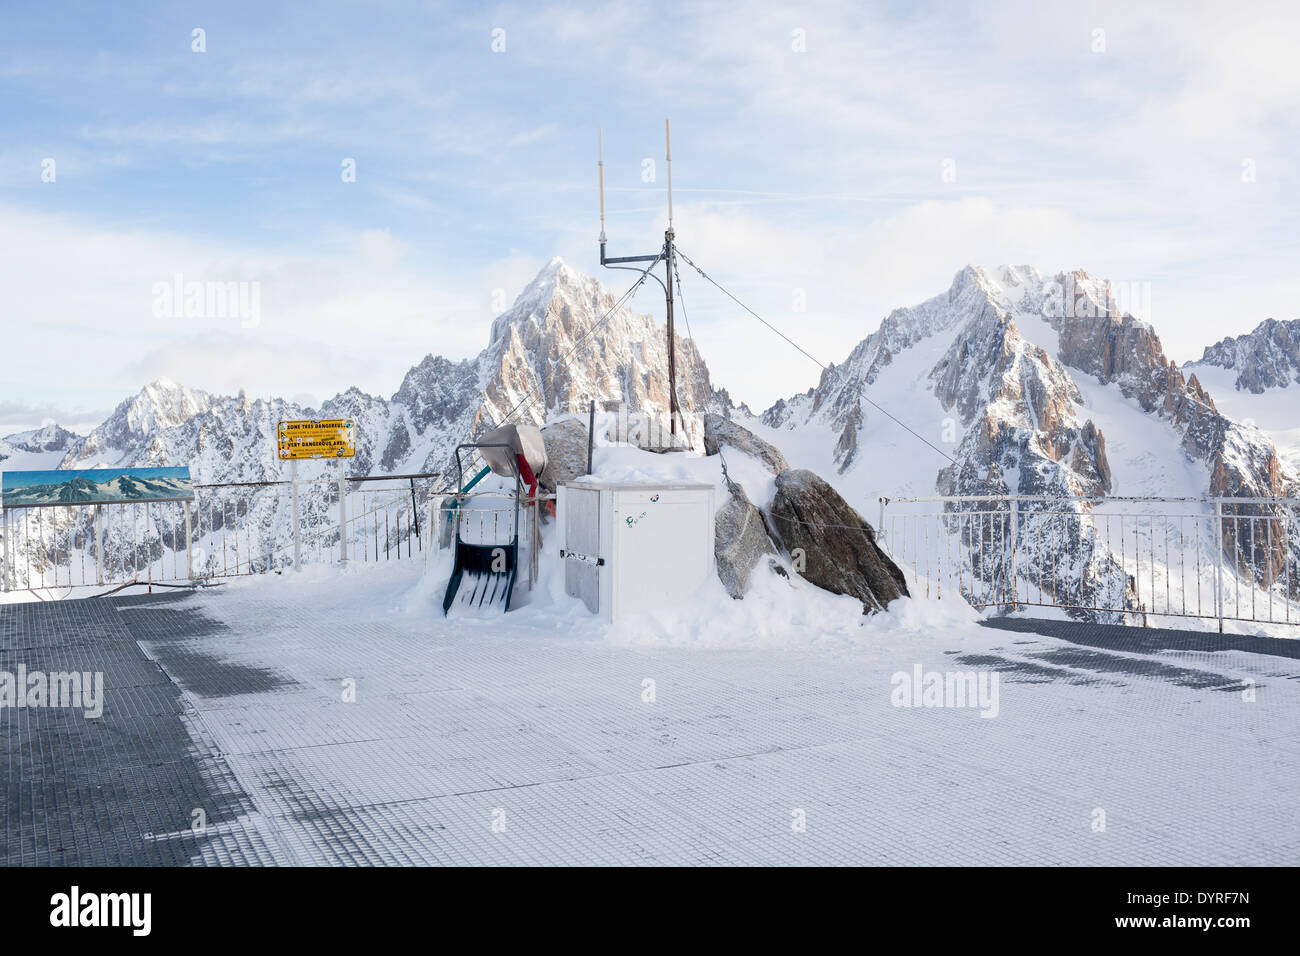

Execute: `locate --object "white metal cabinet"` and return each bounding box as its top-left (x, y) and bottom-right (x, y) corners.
top-left (558, 479), bottom-right (715, 622)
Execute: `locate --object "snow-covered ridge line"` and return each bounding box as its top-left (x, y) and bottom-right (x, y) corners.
top-left (1186, 317), bottom-right (1300, 394)
top-left (756, 263), bottom-right (1299, 616)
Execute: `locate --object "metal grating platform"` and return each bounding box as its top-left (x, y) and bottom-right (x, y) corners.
top-left (3, 579), bottom-right (1297, 866)
top-left (0, 594), bottom-right (280, 865)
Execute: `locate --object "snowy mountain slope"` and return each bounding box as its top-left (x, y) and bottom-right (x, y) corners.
top-left (2, 258), bottom-right (727, 584)
top-left (60, 379), bottom-right (213, 470)
top-left (1184, 319), bottom-right (1300, 469)
top-left (0, 423), bottom-right (81, 470)
top-left (758, 264), bottom-right (1299, 621)
top-left (53, 257), bottom-right (722, 485)
top-left (1188, 318), bottom-right (1300, 393)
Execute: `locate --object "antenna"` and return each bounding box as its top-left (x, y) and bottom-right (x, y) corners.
top-left (665, 119), bottom-right (673, 232)
top-left (596, 121), bottom-right (682, 441)
top-left (597, 127), bottom-right (607, 252)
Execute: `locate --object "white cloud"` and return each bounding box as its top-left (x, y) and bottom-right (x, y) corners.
top-left (0, 205), bottom-right (500, 411)
top-left (3, 0), bottom-right (1297, 423)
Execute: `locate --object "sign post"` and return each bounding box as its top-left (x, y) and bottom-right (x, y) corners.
top-left (291, 459), bottom-right (301, 568)
top-left (338, 460), bottom-right (348, 564)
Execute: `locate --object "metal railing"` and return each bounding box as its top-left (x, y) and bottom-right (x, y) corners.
top-left (878, 495), bottom-right (1300, 630)
top-left (0, 472), bottom-right (446, 593)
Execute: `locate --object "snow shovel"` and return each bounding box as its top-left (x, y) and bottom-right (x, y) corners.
top-left (441, 442), bottom-right (523, 615)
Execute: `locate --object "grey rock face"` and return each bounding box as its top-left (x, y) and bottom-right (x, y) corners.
top-left (768, 468), bottom-right (909, 613)
top-left (539, 418), bottom-right (590, 491)
top-left (703, 414), bottom-right (789, 475)
top-left (714, 482), bottom-right (778, 598)
top-left (1191, 318), bottom-right (1300, 393)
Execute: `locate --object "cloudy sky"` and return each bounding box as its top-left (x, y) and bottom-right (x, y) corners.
top-left (2, 0), bottom-right (1297, 432)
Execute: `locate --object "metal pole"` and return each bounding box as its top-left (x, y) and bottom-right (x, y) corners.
top-left (665, 229), bottom-right (677, 437)
top-left (597, 127), bottom-right (607, 259)
top-left (423, 495), bottom-right (436, 568)
top-left (185, 501), bottom-right (193, 581)
top-left (587, 400), bottom-right (595, 474)
top-left (1, 508), bottom-right (9, 592)
top-left (1009, 496), bottom-right (1018, 609)
top-left (1215, 499), bottom-right (1224, 633)
top-left (409, 477), bottom-right (420, 540)
top-left (338, 459), bottom-right (348, 564)
top-left (291, 459), bottom-right (302, 568)
top-left (529, 503), bottom-right (538, 590)
top-left (94, 504), bottom-right (104, 586)
top-left (664, 120), bottom-right (677, 439)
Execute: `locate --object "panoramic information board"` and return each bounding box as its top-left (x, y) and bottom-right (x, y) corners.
top-left (0, 466), bottom-right (194, 509)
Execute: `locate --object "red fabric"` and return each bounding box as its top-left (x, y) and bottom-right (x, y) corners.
top-left (516, 453), bottom-right (538, 503)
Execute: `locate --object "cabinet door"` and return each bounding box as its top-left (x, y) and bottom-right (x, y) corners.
top-left (564, 487), bottom-right (601, 614)
top-left (612, 489), bottom-right (712, 616)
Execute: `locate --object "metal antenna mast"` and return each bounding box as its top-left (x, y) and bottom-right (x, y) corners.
top-left (598, 121), bottom-right (680, 439)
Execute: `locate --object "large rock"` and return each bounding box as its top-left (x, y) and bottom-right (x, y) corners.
top-left (714, 483), bottom-right (778, 598)
top-left (767, 468), bottom-right (908, 613)
top-left (703, 414), bottom-right (789, 475)
top-left (539, 418), bottom-right (589, 491)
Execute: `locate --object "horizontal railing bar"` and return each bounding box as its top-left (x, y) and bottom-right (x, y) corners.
top-left (965, 598), bottom-right (1293, 626)
top-left (192, 471), bottom-right (443, 490)
top-left (882, 494), bottom-right (1300, 505)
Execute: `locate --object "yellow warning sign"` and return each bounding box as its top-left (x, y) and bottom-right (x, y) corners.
top-left (277, 418), bottom-right (356, 460)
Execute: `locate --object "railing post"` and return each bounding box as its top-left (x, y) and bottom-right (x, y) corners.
top-left (338, 462), bottom-right (348, 564)
top-left (878, 497), bottom-right (888, 548)
top-left (94, 504), bottom-right (104, 586)
top-left (423, 494), bottom-right (436, 569)
top-left (1214, 499), bottom-right (1224, 633)
top-left (291, 459), bottom-right (302, 569)
top-left (185, 500), bottom-right (194, 581)
top-left (1, 508), bottom-right (9, 592)
top-left (1009, 496), bottom-right (1018, 609)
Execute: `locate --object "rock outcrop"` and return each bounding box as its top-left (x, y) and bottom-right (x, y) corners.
top-left (538, 418), bottom-right (590, 491)
top-left (703, 414), bottom-right (789, 475)
top-left (767, 469), bottom-right (908, 612)
top-left (714, 483), bottom-right (778, 598)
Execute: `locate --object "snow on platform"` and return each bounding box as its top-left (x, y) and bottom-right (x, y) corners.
top-left (3, 562), bottom-right (1298, 866)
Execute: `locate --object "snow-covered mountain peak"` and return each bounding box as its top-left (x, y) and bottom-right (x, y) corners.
top-left (3, 422), bottom-right (80, 454)
top-left (489, 257), bottom-right (618, 346)
top-left (763, 261), bottom-right (1291, 502)
top-left (60, 379), bottom-right (214, 468)
top-left (0, 422), bottom-right (83, 469)
top-left (478, 257), bottom-right (720, 435)
top-left (41, 256), bottom-right (724, 481)
top-left (1187, 317), bottom-right (1300, 393)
